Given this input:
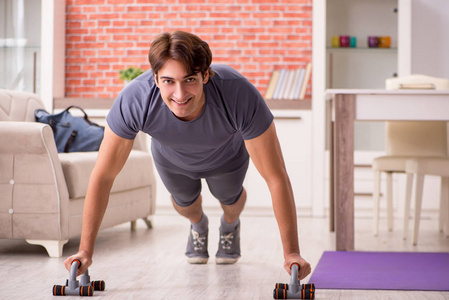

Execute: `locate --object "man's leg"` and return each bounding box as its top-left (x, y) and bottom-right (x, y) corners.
top-left (172, 194), bottom-right (210, 264)
top-left (204, 149), bottom-right (249, 265)
top-left (151, 145), bottom-right (210, 263)
top-left (171, 194), bottom-right (204, 224)
top-left (215, 188), bottom-right (247, 264)
top-left (220, 187), bottom-right (247, 223)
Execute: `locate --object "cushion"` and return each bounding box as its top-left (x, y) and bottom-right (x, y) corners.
top-left (372, 156), bottom-right (411, 172)
top-left (59, 150), bottom-right (154, 199)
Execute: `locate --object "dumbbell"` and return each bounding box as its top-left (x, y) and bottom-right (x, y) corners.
top-left (52, 259), bottom-right (105, 296)
top-left (273, 263), bottom-right (315, 299)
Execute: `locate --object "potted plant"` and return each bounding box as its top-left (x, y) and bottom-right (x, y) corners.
top-left (119, 66), bottom-right (144, 84)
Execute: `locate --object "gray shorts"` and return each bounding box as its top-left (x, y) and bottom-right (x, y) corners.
top-left (151, 142), bottom-right (249, 207)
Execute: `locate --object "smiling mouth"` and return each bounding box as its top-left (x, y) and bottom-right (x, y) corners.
top-left (172, 97), bottom-right (192, 105)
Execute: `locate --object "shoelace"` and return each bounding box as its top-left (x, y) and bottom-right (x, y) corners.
top-left (220, 233), bottom-right (234, 250)
top-left (191, 230), bottom-right (207, 251)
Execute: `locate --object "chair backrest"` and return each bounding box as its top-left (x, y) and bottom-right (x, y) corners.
top-left (385, 75), bottom-right (449, 157)
top-left (0, 89), bottom-right (45, 122)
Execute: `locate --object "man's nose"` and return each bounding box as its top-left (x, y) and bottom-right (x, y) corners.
top-left (173, 83), bottom-right (187, 99)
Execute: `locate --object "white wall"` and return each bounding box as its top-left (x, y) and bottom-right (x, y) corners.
top-left (411, 0), bottom-right (449, 78)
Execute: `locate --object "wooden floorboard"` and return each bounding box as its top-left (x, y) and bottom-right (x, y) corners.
top-left (1, 209), bottom-right (448, 299)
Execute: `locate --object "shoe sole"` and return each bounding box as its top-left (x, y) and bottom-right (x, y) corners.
top-left (186, 256), bottom-right (209, 264)
top-left (215, 256), bottom-right (241, 264)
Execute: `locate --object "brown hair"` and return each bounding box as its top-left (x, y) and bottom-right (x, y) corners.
top-left (148, 31), bottom-right (215, 79)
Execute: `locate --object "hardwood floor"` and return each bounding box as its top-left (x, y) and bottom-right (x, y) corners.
top-left (1, 208), bottom-right (448, 299)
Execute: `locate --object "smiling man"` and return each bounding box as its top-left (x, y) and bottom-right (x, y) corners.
top-left (64, 31), bottom-right (311, 280)
top-left (155, 60), bottom-right (207, 121)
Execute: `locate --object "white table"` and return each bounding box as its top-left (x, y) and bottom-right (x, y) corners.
top-left (327, 89), bottom-right (449, 251)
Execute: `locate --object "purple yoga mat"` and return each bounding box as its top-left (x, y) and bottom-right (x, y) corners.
top-left (308, 251), bottom-right (449, 291)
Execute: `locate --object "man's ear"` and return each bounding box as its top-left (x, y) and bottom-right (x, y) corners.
top-left (154, 73), bottom-right (159, 87)
top-left (202, 70), bottom-right (210, 84)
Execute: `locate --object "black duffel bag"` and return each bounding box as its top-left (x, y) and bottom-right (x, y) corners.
top-left (35, 106), bottom-right (104, 153)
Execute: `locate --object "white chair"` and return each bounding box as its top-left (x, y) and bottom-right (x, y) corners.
top-left (372, 74), bottom-right (449, 238)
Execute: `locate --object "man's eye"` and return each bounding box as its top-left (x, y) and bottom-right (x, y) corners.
top-left (186, 78), bottom-right (196, 83)
top-left (163, 80), bottom-right (173, 84)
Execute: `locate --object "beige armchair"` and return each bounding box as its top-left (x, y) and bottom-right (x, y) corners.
top-left (0, 89), bottom-right (157, 257)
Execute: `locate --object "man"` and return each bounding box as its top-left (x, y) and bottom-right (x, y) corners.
top-left (64, 31), bottom-right (311, 280)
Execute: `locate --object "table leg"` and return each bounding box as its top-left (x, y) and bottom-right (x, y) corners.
top-left (327, 99), bottom-right (335, 232)
top-left (333, 94), bottom-right (355, 251)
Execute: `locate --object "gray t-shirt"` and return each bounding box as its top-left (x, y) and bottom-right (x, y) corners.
top-left (107, 64), bottom-right (274, 172)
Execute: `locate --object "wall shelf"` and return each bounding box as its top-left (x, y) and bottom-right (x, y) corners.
top-left (265, 98), bottom-right (312, 110)
top-left (327, 47), bottom-right (397, 52)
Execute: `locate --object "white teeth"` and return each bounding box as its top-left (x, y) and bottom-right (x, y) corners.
top-left (173, 98), bottom-right (190, 104)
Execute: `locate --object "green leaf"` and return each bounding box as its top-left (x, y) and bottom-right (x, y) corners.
top-left (118, 67), bottom-right (144, 81)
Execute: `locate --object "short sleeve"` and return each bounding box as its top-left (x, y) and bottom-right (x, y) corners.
top-left (106, 87), bottom-right (142, 140)
top-left (234, 78), bottom-right (274, 140)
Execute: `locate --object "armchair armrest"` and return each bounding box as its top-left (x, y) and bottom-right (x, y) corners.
top-left (0, 121), bottom-right (58, 154)
top-left (0, 121), bottom-right (70, 241)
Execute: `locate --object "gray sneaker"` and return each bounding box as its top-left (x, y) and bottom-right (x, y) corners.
top-left (185, 227), bottom-right (209, 264)
top-left (216, 223), bottom-right (241, 264)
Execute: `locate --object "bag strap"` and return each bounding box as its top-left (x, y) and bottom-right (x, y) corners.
top-left (65, 106), bottom-right (102, 127)
top-left (49, 119), bottom-right (56, 133)
top-left (64, 130), bottom-right (78, 153)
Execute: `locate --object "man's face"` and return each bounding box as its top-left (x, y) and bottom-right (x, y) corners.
top-left (154, 59), bottom-right (209, 122)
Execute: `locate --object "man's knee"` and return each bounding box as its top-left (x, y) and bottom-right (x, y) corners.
top-left (216, 187), bottom-right (245, 206)
top-left (172, 190), bottom-right (202, 207)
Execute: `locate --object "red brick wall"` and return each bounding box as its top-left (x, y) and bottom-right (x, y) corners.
top-left (65, 0), bottom-right (312, 98)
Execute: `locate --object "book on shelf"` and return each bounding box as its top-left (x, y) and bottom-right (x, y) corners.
top-left (278, 70), bottom-right (289, 99)
top-left (280, 70), bottom-right (294, 99)
top-left (299, 62), bottom-right (312, 100)
top-left (265, 70), bottom-right (280, 100)
top-left (265, 63), bottom-right (312, 100)
top-left (284, 69), bottom-right (296, 99)
top-left (287, 69), bottom-right (300, 99)
top-left (292, 68), bottom-right (305, 99)
top-left (272, 69), bottom-right (287, 99)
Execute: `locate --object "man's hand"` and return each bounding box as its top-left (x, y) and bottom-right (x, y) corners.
top-left (283, 253), bottom-right (311, 280)
top-left (64, 250), bottom-right (93, 277)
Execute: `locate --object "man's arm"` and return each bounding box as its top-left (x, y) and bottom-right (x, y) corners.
top-left (244, 121), bottom-right (311, 279)
top-left (64, 125), bottom-right (134, 275)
